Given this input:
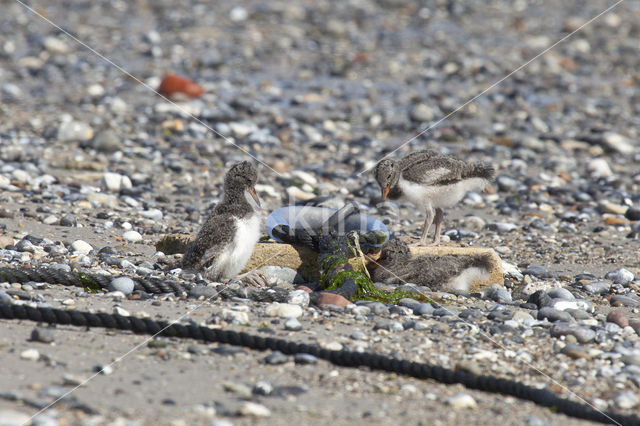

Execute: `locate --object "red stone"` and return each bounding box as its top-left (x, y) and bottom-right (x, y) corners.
top-left (295, 285), bottom-right (313, 294)
top-left (157, 74), bottom-right (204, 98)
top-left (315, 292), bottom-right (351, 308)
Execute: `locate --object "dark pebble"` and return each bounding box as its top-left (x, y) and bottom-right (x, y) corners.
top-left (31, 328), bottom-right (55, 343)
top-left (538, 307), bottom-right (574, 322)
top-left (60, 214), bottom-right (77, 227)
top-left (487, 310), bottom-right (514, 321)
top-left (294, 353), bottom-right (318, 365)
top-left (527, 290), bottom-right (553, 308)
top-left (264, 351), bottom-right (288, 365)
top-left (625, 207), bottom-right (640, 221)
top-left (211, 345), bottom-right (246, 357)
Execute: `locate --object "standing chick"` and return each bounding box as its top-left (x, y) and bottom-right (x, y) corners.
top-left (182, 161), bottom-right (266, 285)
top-left (374, 149), bottom-right (494, 246)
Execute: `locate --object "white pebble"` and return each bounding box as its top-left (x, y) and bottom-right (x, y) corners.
top-left (103, 172), bottom-right (132, 192)
top-left (113, 306), bottom-right (130, 317)
top-left (20, 348), bottom-right (40, 361)
top-left (587, 158), bottom-right (612, 177)
top-left (122, 230), bottom-right (142, 243)
top-left (286, 290), bottom-right (310, 307)
top-left (265, 302), bottom-right (302, 318)
top-left (71, 240), bottom-right (93, 254)
top-left (239, 402), bottom-right (271, 417)
top-left (445, 393), bottom-right (477, 409)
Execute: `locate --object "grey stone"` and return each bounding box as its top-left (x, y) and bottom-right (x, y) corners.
top-left (31, 328), bottom-right (55, 343)
top-left (108, 277), bottom-right (135, 295)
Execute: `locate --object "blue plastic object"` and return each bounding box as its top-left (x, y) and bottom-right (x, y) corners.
top-left (266, 206), bottom-right (389, 245)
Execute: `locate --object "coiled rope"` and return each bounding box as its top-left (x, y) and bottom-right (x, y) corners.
top-left (0, 303), bottom-right (637, 425)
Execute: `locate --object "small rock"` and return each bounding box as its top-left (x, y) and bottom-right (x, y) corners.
top-left (113, 306), bottom-right (130, 316)
top-left (259, 265), bottom-right (298, 284)
top-left (607, 310), bottom-right (629, 328)
top-left (90, 130), bottom-right (123, 153)
top-left (123, 230), bottom-right (142, 243)
top-left (560, 344), bottom-right (591, 359)
top-left (238, 402), bottom-right (271, 417)
top-left (445, 393), bottom-right (477, 409)
top-left (265, 302), bottom-right (302, 318)
top-left (71, 240), bottom-right (93, 254)
top-left (615, 391), bottom-right (638, 409)
top-left (20, 348), bottom-right (40, 361)
top-left (108, 277), bottom-right (135, 296)
top-left (103, 172), bottom-right (132, 193)
top-left (587, 158), bottom-right (612, 177)
top-left (59, 214), bottom-right (77, 227)
top-left (286, 290), bottom-right (310, 307)
top-left (410, 103), bottom-right (435, 122)
top-left (58, 120), bottom-right (93, 142)
top-left (264, 351), bottom-right (288, 365)
top-left (606, 268), bottom-right (634, 285)
top-left (315, 292), bottom-right (352, 308)
top-left (0, 410), bottom-right (30, 426)
top-left (294, 353), bottom-right (318, 365)
top-left (31, 328), bottom-right (54, 343)
top-left (284, 317), bottom-right (302, 331)
top-left (625, 207), bottom-right (640, 221)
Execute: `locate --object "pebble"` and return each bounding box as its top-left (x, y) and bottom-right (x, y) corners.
top-left (108, 277), bottom-right (135, 295)
top-left (265, 302), bottom-right (303, 318)
top-left (607, 310), bottom-right (629, 328)
top-left (31, 328), bottom-right (55, 343)
top-left (444, 393), bottom-right (477, 409)
top-left (0, 410), bottom-right (30, 426)
top-left (284, 317), bottom-right (303, 331)
top-left (59, 214), bottom-right (77, 227)
top-left (287, 289), bottom-right (310, 307)
top-left (606, 268), bottom-right (634, 284)
top-left (20, 348), bottom-right (40, 361)
top-left (550, 324), bottom-right (596, 343)
top-left (58, 120), bottom-right (93, 142)
top-left (560, 344), bottom-right (591, 359)
top-left (103, 172), bottom-right (133, 192)
top-left (294, 353), bottom-right (318, 365)
top-left (123, 230), bottom-right (143, 243)
top-left (615, 391), bottom-right (638, 409)
top-left (113, 306), bottom-right (130, 316)
top-left (238, 402), bottom-right (271, 417)
top-left (264, 351), bottom-right (288, 365)
top-left (71, 240), bottom-right (93, 254)
top-left (610, 295), bottom-right (640, 307)
top-left (259, 265), bottom-right (298, 284)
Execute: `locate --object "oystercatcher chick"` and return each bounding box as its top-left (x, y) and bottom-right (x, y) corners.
top-left (182, 161), bottom-right (267, 286)
top-left (374, 149), bottom-right (494, 246)
top-left (371, 239), bottom-right (492, 293)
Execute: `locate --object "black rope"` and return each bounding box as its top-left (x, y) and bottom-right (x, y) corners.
top-left (0, 304), bottom-right (637, 425)
top-left (0, 267), bottom-right (289, 303)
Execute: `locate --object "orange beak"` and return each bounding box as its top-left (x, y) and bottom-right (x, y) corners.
top-left (382, 185), bottom-right (390, 201)
top-left (248, 187), bottom-right (261, 207)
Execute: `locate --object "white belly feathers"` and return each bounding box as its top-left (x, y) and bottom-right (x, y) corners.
top-left (398, 177), bottom-right (489, 210)
top-left (206, 213), bottom-right (261, 280)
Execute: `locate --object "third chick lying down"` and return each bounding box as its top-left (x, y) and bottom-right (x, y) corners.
top-left (371, 239), bottom-right (492, 292)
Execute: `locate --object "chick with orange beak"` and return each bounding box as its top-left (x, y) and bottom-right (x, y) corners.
top-left (374, 150), bottom-right (495, 246)
top-left (183, 161), bottom-right (267, 285)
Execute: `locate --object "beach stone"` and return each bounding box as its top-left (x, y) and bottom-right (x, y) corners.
top-left (259, 265), bottom-right (298, 284)
top-left (58, 120), bottom-right (93, 142)
top-left (20, 348), bottom-right (40, 361)
top-left (445, 393), bottom-right (477, 409)
top-left (103, 172), bottom-right (132, 192)
top-left (59, 214), bottom-right (77, 227)
top-left (537, 307), bottom-right (573, 323)
top-left (0, 410), bottom-right (30, 426)
top-left (239, 402), bottom-right (271, 417)
top-left (31, 328), bottom-right (54, 343)
top-left (611, 295), bottom-right (640, 307)
top-left (108, 277), bottom-right (135, 296)
top-left (606, 268), bottom-right (634, 284)
top-left (123, 230), bottom-right (143, 242)
top-left (550, 324), bottom-right (596, 343)
top-left (607, 310), bottom-right (629, 328)
top-left (91, 130), bottom-right (123, 153)
top-left (71, 240), bottom-right (93, 254)
top-left (625, 207), bottom-right (640, 221)
top-left (287, 289), bottom-right (310, 307)
top-left (284, 317), bottom-right (302, 331)
top-left (315, 292), bottom-right (352, 308)
top-left (265, 302), bottom-right (302, 318)
top-left (615, 391), bottom-right (638, 409)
